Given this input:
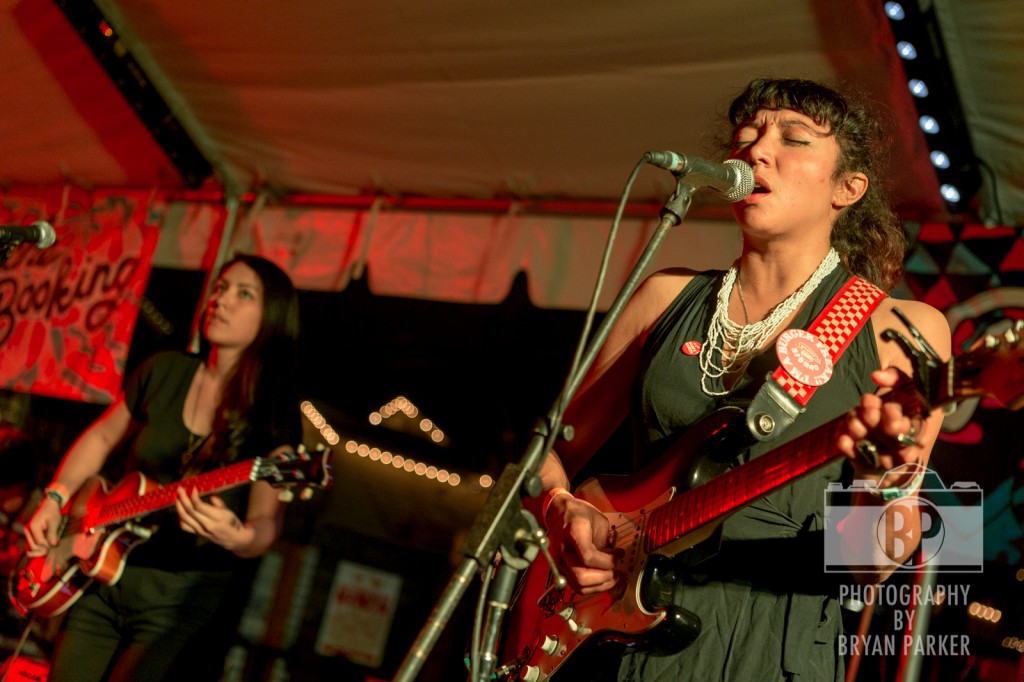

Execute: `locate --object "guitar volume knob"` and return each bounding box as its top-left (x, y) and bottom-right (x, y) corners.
top-left (540, 634), bottom-right (559, 655)
top-left (520, 665), bottom-right (541, 682)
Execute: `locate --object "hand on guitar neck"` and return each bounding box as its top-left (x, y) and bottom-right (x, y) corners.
top-left (837, 366), bottom-right (931, 489)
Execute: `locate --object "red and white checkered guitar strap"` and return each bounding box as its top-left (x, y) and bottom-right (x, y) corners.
top-left (770, 275), bottom-right (887, 407)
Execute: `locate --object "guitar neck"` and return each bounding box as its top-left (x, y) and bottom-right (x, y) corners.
top-left (644, 418), bottom-right (844, 552)
top-left (93, 459), bottom-right (256, 529)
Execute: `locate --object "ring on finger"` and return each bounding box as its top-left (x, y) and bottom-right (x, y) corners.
top-left (896, 426), bottom-right (918, 448)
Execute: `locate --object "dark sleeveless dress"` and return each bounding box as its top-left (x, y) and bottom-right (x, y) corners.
top-left (618, 265), bottom-right (880, 682)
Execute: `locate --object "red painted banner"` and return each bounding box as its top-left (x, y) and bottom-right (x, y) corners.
top-left (0, 192), bottom-right (160, 404)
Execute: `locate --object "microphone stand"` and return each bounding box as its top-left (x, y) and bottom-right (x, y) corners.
top-left (392, 176), bottom-right (700, 682)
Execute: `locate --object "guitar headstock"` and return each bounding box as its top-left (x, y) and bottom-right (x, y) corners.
top-left (253, 443), bottom-right (333, 502)
top-left (945, 320), bottom-right (1024, 411)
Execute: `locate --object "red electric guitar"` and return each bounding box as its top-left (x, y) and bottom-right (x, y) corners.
top-left (8, 443), bottom-right (332, 618)
top-left (498, 326), bottom-right (1024, 681)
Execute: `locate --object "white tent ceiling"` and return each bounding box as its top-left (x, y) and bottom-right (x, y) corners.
top-left (2, 0), bottom-right (1022, 224)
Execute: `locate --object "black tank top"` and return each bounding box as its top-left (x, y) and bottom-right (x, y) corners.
top-left (620, 264), bottom-right (881, 681)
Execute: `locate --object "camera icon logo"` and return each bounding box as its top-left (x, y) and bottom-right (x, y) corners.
top-left (824, 466), bottom-right (984, 573)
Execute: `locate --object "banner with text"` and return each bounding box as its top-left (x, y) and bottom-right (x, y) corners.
top-left (0, 190), bottom-right (160, 404)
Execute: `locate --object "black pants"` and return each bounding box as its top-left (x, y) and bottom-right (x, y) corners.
top-left (48, 566), bottom-right (239, 682)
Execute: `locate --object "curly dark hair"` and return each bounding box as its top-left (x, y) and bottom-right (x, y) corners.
top-left (724, 78), bottom-right (905, 291)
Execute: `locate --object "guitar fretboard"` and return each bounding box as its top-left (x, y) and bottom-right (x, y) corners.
top-left (92, 460), bottom-right (255, 529)
top-left (644, 420), bottom-right (844, 551)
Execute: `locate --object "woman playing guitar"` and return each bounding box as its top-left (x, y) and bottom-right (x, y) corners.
top-left (525, 78), bottom-right (952, 681)
top-left (24, 254), bottom-right (303, 681)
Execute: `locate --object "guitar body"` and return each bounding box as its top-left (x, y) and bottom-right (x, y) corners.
top-left (501, 408), bottom-right (748, 681)
top-left (10, 472), bottom-right (158, 618)
top-left (498, 325), bottom-right (1024, 681)
top-left (9, 444), bottom-right (332, 618)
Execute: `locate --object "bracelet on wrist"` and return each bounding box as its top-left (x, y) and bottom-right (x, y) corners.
top-left (43, 486), bottom-right (69, 508)
top-left (865, 466), bottom-right (927, 501)
top-left (541, 486), bottom-right (573, 523)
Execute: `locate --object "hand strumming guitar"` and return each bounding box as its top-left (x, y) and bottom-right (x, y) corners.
top-left (24, 493), bottom-right (63, 558)
top-left (543, 491), bottom-right (618, 595)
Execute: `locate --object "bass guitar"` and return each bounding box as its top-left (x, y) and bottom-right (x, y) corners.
top-left (8, 443), bottom-right (331, 618)
top-left (499, 324), bottom-right (1024, 681)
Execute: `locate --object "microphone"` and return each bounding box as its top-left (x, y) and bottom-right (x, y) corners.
top-left (0, 221), bottom-right (57, 248)
top-left (644, 151), bottom-right (755, 202)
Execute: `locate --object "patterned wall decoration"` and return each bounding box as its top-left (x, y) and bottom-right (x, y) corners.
top-left (902, 220), bottom-right (1024, 576)
top-left (900, 222), bottom-right (1024, 313)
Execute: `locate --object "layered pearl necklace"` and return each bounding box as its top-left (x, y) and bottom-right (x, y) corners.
top-left (699, 247), bottom-right (840, 396)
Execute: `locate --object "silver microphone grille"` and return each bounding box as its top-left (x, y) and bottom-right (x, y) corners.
top-left (722, 159), bottom-right (755, 202)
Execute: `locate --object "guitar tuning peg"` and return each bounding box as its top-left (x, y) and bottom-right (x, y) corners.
top-left (984, 334), bottom-right (1000, 349)
top-left (1004, 328), bottom-right (1020, 345)
top-left (1015, 319), bottom-right (1024, 334)
top-left (299, 488), bottom-right (314, 501)
top-left (278, 488), bottom-right (295, 503)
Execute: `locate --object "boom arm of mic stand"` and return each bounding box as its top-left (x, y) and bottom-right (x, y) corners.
top-left (391, 179), bottom-right (697, 682)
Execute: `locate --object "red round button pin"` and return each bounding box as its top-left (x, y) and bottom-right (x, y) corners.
top-left (681, 340), bottom-right (702, 356)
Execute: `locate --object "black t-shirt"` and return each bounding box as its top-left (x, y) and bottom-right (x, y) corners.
top-left (119, 350), bottom-right (295, 572)
top-left (123, 350), bottom-right (205, 482)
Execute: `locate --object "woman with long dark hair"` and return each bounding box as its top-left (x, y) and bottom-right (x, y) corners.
top-left (25, 254), bottom-right (302, 681)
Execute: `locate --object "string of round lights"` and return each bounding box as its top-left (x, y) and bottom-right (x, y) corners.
top-left (300, 400), bottom-right (494, 490)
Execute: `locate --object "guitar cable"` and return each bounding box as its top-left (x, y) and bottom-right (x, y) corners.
top-left (467, 557), bottom-right (495, 681)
